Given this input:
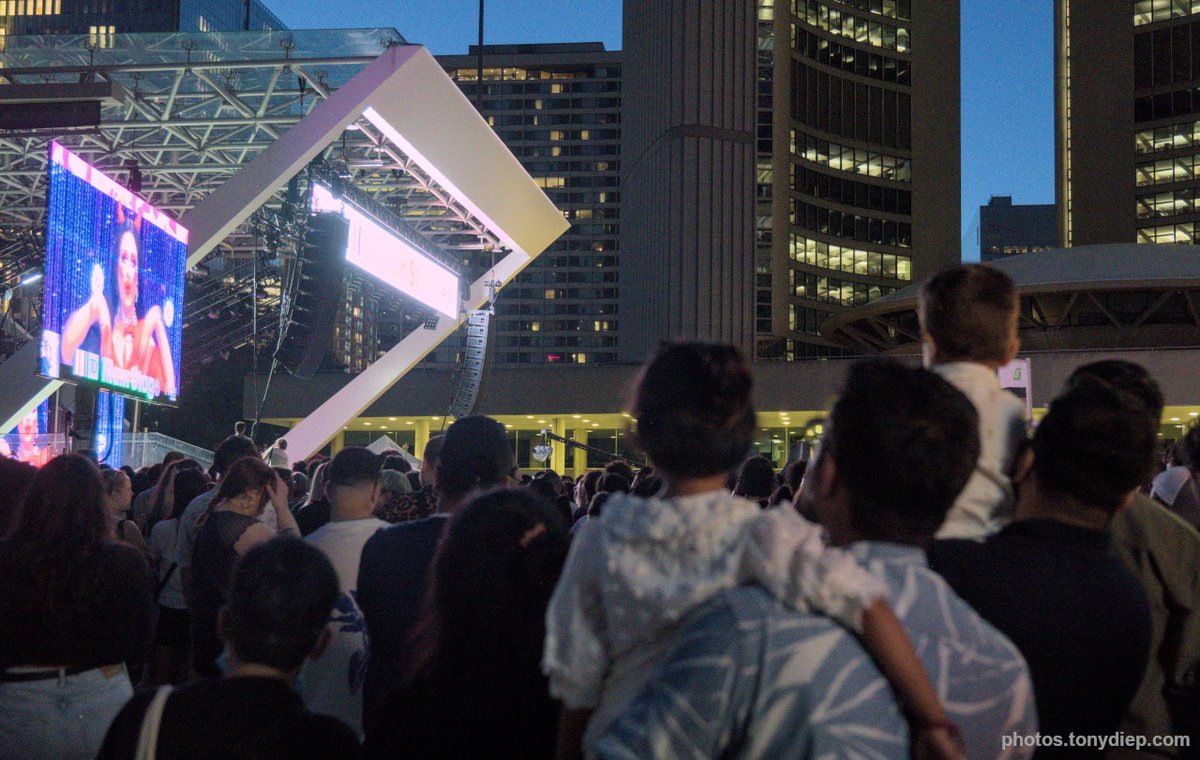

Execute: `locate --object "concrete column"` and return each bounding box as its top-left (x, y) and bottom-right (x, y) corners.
top-left (551, 417), bottom-right (568, 474)
top-left (331, 431), bottom-right (346, 454)
top-left (572, 428), bottom-right (589, 475)
top-left (414, 419), bottom-right (430, 459)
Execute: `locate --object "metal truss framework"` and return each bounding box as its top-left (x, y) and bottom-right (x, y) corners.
top-left (0, 32), bottom-right (569, 452)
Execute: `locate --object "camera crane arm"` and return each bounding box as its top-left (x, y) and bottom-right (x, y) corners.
top-left (537, 429), bottom-right (646, 468)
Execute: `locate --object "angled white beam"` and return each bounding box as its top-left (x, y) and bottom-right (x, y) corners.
top-left (0, 340), bottom-right (62, 436)
top-left (182, 44), bottom-right (567, 458)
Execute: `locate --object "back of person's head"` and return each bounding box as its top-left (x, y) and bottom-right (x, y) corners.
top-left (289, 471), bottom-right (309, 499)
top-left (378, 468), bottom-right (412, 497)
top-left (277, 438), bottom-right (288, 451)
top-left (631, 472), bottom-right (663, 498)
top-left (588, 490), bottom-right (613, 518)
top-left (0, 458), bottom-right (38, 537)
top-left (162, 450), bottom-right (185, 466)
top-left (100, 467), bottom-right (130, 505)
top-left (133, 464), bottom-right (163, 496)
top-left (234, 421), bottom-right (247, 435)
top-left (783, 459), bottom-right (808, 493)
top-left (919, 264), bottom-right (1018, 365)
top-left (535, 469), bottom-right (565, 497)
top-left (1033, 379), bottom-right (1157, 512)
top-left (412, 488), bottom-right (569, 680)
top-left (3, 455), bottom-right (106, 564)
top-left (734, 456), bottom-right (776, 500)
top-left (382, 454), bottom-right (412, 474)
top-left (292, 459), bottom-right (309, 476)
top-left (630, 341), bottom-right (756, 479)
top-left (595, 471), bottom-right (630, 495)
top-left (423, 435), bottom-right (446, 467)
top-left (326, 446), bottom-right (382, 497)
top-left (171, 469), bottom-right (211, 520)
top-left (436, 416), bottom-right (515, 503)
top-left (215, 456), bottom-right (274, 506)
top-left (270, 467), bottom-right (292, 486)
top-left (603, 460), bottom-right (635, 483)
top-left (1181, 425), bottom-right (1200, 473)
top-left (526, 477), bottom-right (559, 505)
top-left (1066, 360), bottom-right (1165, 422)
top-left (210, 435), bottom-right (261, 481)
top-left (825, 359), bottom-right (980, 544)
top-left (119, 465), bottom-right (136, 480)
top-left (224, 538), bottom-right (339, 672)
top-left (579, 469), bottom-right (602, 503)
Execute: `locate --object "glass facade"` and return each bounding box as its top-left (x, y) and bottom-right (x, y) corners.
top-left (764, 0), bottom-right (917, 358)
top-left (432, 45), bottom-right (621, 366)
top-left (0, 0), bottom-right (284, 37)
top-left (1133, 12), bottom-right (1200, 247)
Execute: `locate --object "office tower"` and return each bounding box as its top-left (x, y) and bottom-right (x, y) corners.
top-left (437, 43), bottom-right (621, 366)
top-left (1058, 1), bottom-right (1200, 247)
top-left (979, 196), bottom-right (1057, 261)
top-left (0, 0), bottom-right (284, 41)
top-left (622, 0), bottom-right (960, 360)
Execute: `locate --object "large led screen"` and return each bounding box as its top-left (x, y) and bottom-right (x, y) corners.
top-left (40, 142), bottom-right (187, 405)
top-left (311, 183), bottom-right (458, 317)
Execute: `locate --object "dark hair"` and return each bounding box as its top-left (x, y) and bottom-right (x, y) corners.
top-left (783, 459), bottom-right (808, 492)
top-left (120, 465), bottom-right (136, 480)
top-left (271, 467), bottom-right (292, 486)
top-left (277, 439), bottom-right (288, 450)
top-left (407, 488), bottom-right (569, 689)
top-left (162, 451), bottom-right (185, 466)
top-left (423, 435), bottom-right (446, 465)
top-left (1066, 360), bottom-right (1165, 422)
top-left (214, 457), bottom-right (275, 509)
top-left (225, 538), bottom-right (339, 671)
top-left (1033, 379), bottom-right (1158, 511)
top-left (0, 458), bottom-right (37, 536)
top-left (171, 469), bottom-right (211, 521)
top-left (770, 484), bottom-right (793, 507)
top-left (631, 472), bottom-right (663, 498)
top-left (326, 446), bottom-right (383, 489)
top-left (526, 477), bottom-right (559, 505)
top-left (587, 490), bottom-right (613, 518)
top-left (579, 470), bottom-right (602, 504)
top-left (436, 416), bottom-right (516, 503)
top-left (603, 460), bottom-right (635, 483)
top-left (0, 455), bottom-right (109, 630)
top-left (234, 421), bottom-right (247, 435)
top-left (596, 472), bottom-right (630, 495)
top-left (534, 469), bottom-right (565, 497)
top-left (1182, 425), bottom-right (1200, 472)
top-left (630, 341), bottom-right (756, 478)
top-left (292, 459), bottom-right (309, 476)
top-left (210, 435), bottom-right (261, 481)
top-left (383, 454), bottom-right (412, 474)
top-left (734, 456), bottom-right (776, 501)
top-left (919, 264), bottom-right (1018, 363)
top-left (825, 359), bottom-right (980, 545)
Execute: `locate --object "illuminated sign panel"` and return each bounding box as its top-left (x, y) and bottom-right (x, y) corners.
top-left (311, 183), bottom-right (459, 317)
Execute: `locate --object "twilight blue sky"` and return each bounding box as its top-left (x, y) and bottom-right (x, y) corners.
top-left (265, 0), bottom-right (1055, 262)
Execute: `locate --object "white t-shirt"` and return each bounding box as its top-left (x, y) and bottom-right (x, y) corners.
top-left (265, 447), bottom-right (290, 468)
top-left (175, 489), bottom-right (278, 569)
top-left (302, 517), bottom-right (387, 738)
top-left (933, 361), bottom-right (1028, 540)
top-left (149, 518), bottom-right (186, 609)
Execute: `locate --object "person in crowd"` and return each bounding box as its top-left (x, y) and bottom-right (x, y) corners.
top-left (382, 454), bottom-right (411, 474)
top-left (769, 483), bottom-right (793, 507)
top-left (292, 458), bottom-right (310, 477)
top-left (365, 489), bottom-right (570, 759)
top-left (189, 457), bottom-right (300, 678)
top-left (594, 471), bottom-right (630, 496)
top-left (98, 539), bottom-right (361, 759)
top-left (733, 455), bottom-right (776, 508)
top-left (373, 469), bottom-right (427, 524)
top-left (630, 468), bottom-right (663, 499)
top-left (1052, 361), bottom-right (1200, 758)
top-left (358, 416), bottom-right (516, 731)
top-left (144, 468), bottom-right (210, 687)
top-left (0, 457), bottom-right (36, 534)
top-left (131, 452), bottom-right (185, 528)
top-left (264, 437), bottom-right (289, 468)
top-left (142, 458), bottom-right (201, 536)
top-left (573, 469), bottom-right (602, 522)
top-left (527, 476), bottom-right (560, 507)
top-left (1152, 428), bottom-right (1200, 529)
top-left (102, 467), bottom-right (147, 551)
top-left (295, 460), bottom-right (332, 536)
top-left (175, 434), bottom-right (268, 608)
top-left (603, 459), bottom-right (635, 484)
top-left (596, 358), bottom-right (1036, 759)
top-left (545, 344), bottom-right (963, 759)
top-left (930, 378), bottom-right (1155, 752)
top-left (289, 471), bottom-right (309, 506)
top-left (372, 435), bottom-right (444, 527)
top-left (536, 468), bottom-right (568, 498)
top-left (302, 447), bottom-right (387, 738)
top-left (0, 455), bottom-right (155, 760)
top-left (232, 420), bottom-right (250, 440)
top-left (919, 264), bottom-right (1027, 539)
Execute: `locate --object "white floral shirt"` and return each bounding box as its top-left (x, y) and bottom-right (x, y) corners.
top-left (542, 490), bottom-right (885, 754)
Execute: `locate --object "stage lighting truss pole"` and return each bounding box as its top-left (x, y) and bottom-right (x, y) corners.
top-left (537, 429), bottom-right (645, 468)
top-left (176, 44), bottom-right (566, 459)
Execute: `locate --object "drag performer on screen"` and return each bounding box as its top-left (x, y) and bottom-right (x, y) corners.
top-left (60, 213), bottom-right (177, 398)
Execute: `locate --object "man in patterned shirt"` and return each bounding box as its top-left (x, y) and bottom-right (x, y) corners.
top-left (596, 359), bottom-right (1038, 759)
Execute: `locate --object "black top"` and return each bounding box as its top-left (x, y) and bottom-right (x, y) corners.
top-left (0, 540), bottom-right (154, 669)
top-left (97, 677), bottom-right (361, 760)
top-left (356, 513), bottom-right (448, 729)
top-left (295, 498), bottom-right (331, 537)
top-left (364, 665), bottom-right (558, 760)
top-left (929, 519), bottom-right (1152, 757)
top-left (191, 510), bottom-right (259, 611)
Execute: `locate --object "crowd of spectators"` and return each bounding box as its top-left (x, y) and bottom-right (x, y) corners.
top-left (1, 262), bottom-right (1198, 759)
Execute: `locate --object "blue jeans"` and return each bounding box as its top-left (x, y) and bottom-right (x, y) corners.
top-left (0, 666), bottom-right (132, 760)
